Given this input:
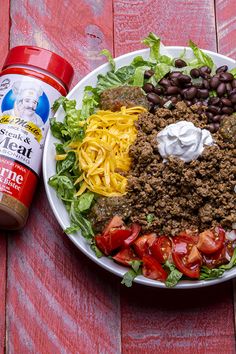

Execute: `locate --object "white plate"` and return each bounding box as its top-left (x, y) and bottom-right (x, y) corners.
top-left (43, 47), bottom-right (236, 289)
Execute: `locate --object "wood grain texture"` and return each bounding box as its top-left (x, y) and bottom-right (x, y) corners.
top-left (121, 282), bottom-right (235, 354)
top-left (10, 0), bottom-right (114, 87)
top-left (0, 0), bottom-right (10, 68)
top-left (6, 1), bottom-right (121, 353)
top-left (215, 0), bottom-right (236, 59)
top-left (113, 0), bottom-right (217, 57)
top-left (6, 182), bottom-right (121, 353)
top-left (0, 1), bottom-right (10, 353)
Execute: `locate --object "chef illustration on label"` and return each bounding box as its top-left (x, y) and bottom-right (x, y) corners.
top-left (2, 81), bottom-right (46, 127)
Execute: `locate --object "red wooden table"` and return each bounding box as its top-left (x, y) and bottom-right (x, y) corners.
top-left (1, 1), bottom-right (236, 353)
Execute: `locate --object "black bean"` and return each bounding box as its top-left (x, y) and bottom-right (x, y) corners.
top-left (214, 123), bottom-right (220, 131)
top-left (174, 59), bottom-right (187, 68)
top-left (208, 97), bottom-right (220, 105)
top-left (178, 74), bottom-right (191, 84)
top-left (146, 93), bottom-right (162, 104)
top-left (221, 97), bottom-right (232, 106)
top-left (144, 69), bottom-right (155, 78)
top-left (184, 100), bottom-right (192, 107)
top-left (216, 82), bottom-right (226, 97)
top-left (229, 93), bottom-right (236, 103)
top-left (180, 88), bottom-right (188, 96)
top-left (210, 76), bottom-right (220, 89)
top-left (221, 106), bottom-right (234, 115)
top-left (153, 86), bottom-right (163, 95)
top-left (225, 82), bottom-right (232, 93)
top-left (190, 68), bottom-right (200, 78)
top-left (197, 88), bottom-right (209, 99)
top-left (230, 88), bottom-right (236, 95)
top-left (232, 79), bottom-right (236, 88)
top-left (200, 65), bottom-right (211, 74)
top-left (216, 65), bottom-right (228, 73)
top-left (170, 77), bottom-right (180, 86)
top-left (212, 115), bottom-right (221, 123)
top-left (207, 124), bottom-right (216, 133)
top-left (234, 104), bottom-right (236, 111)
top-left (219, 72), bottom-right (234, 82)
top-left (202, 79), bottom-right (210, 89)
top-left (165, 86), bottom-right (180, 95)
top-left (159, 78), bottom-right (171, 87)
top-left (206, 112), bottom-right (213, 121)
top-left (171, 97), bottom-right (178, 104)
top-left (169, 71), bottom-right (182, 78)
top-left (143, 83), bottom-right (154, 93)
top-left (183, 87), bottom-right (197, 100)
top-left (207, 105), bottom-right (221, 114)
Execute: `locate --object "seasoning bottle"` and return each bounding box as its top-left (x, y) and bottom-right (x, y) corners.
top-left (0, 46), bottom-right (74, 229)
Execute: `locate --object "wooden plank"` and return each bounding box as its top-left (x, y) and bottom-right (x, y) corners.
top-left (215, 0), bottom-right (236, 337)
top-left (215, 0), bottom-right (236, 59)
top-left (0, 1), bottom-right (10, 353)
top-left (0, 0), bottom-right (10, 68)
top-left (10, 0), bottom-right (114, 86)
top-left (121, 282), bottom-right (235, 354)
top-left (6, 1), bottom-right (121, 353)
top-left (7, 182), bottom-right (121, 353)
top-left (113, 0), bottom-right (217, 57)
top-left (113, 0), bottom-right (236, 352)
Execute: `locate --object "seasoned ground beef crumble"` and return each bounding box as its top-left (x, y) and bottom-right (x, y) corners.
top-left (89, 102), bottom-right (236, 236)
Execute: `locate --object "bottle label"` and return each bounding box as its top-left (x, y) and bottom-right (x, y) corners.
top-left (0, 73), bottom-right (61, 207)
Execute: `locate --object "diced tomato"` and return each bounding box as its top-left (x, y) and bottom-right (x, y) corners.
top-left (133, 233), bottom-right (157, 258)
top-left (95, 229), bottom-right (131, 255)
top-left (103, 215), bottom-right (124, 236)
top-left (150, 236), bottom-right (172, 263)
top-left (142, 255), bottom-right (168, 281)
top-left (172, 235), bottom-right (201, 279)
top-left (123, 223), bottom-right (141, 247)
top-left (112, 247), bottom-right (140, 266)
top-left (197, 227), bottom-right (225, 255)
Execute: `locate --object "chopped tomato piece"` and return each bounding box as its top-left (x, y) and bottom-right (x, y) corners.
top-left (172, 235), bottom-right (200, 279)
top-left (133, 233), bottom-right (157, 258)
top-left (103, 215), bottom-right (124, 236)
top-left (142, 255), bottom-right (167, 281)
top-left (150, 236), bottom-right (172, 263)
top-left (187, 245), bottom-right (202, 265)
top-left (95, 229), bottom-right (131, 255)
top-left (197, 227), bottom-right (225, 255)
top-left (113, 247), bottom-right (139, 266)
top-left (123, 223), bottom-right (141, 247)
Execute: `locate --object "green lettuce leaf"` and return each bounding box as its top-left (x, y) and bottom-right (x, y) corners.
top-left (121, 260), bottom-right (142, 287)
top-left (100, 49), bottom-right (116, 71)
top-left (229, 67), bottom-right (236, 78)
top-left (164, 261), bottom-right (183, 287)
top-left (188, 40), bottom-right (214, 69)
top-left (48, 175), bottom-right (75, 201)
top-left (56, 151), bottom-right (76, 175)
top-left (199, 266), bottom-right (225, 280)
top-left (66, 200), bottom-right (94, 238)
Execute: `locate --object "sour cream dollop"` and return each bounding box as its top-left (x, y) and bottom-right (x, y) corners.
top-left (157, 121), bottom-right (214, 163)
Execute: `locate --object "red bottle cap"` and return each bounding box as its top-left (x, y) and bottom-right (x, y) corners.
top-left (2, 45), bottom-right (74, 91)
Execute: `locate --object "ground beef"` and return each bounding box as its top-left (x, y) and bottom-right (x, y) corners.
top-left (87, 196), bottom-right (132, 233)
top-left (124, 102), bottom-right (236, 235)
top-left (100, 86), bottom-right (149, 111)
top-left (89, 101), bottom-right (236, 236)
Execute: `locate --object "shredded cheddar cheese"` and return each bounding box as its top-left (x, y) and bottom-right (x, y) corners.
top-left (73, 106), bottom-right (147, 197)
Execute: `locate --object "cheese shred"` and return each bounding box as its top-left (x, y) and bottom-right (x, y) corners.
top-left (73, 106), bottom-right (147, 197)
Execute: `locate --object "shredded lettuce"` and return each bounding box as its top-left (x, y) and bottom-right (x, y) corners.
top-left (100, 49), bottom-right (116, 71)
top-left (188, 40), bottom-right (215, 69)
top-left (164, 261), bottom-right (183, 287)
